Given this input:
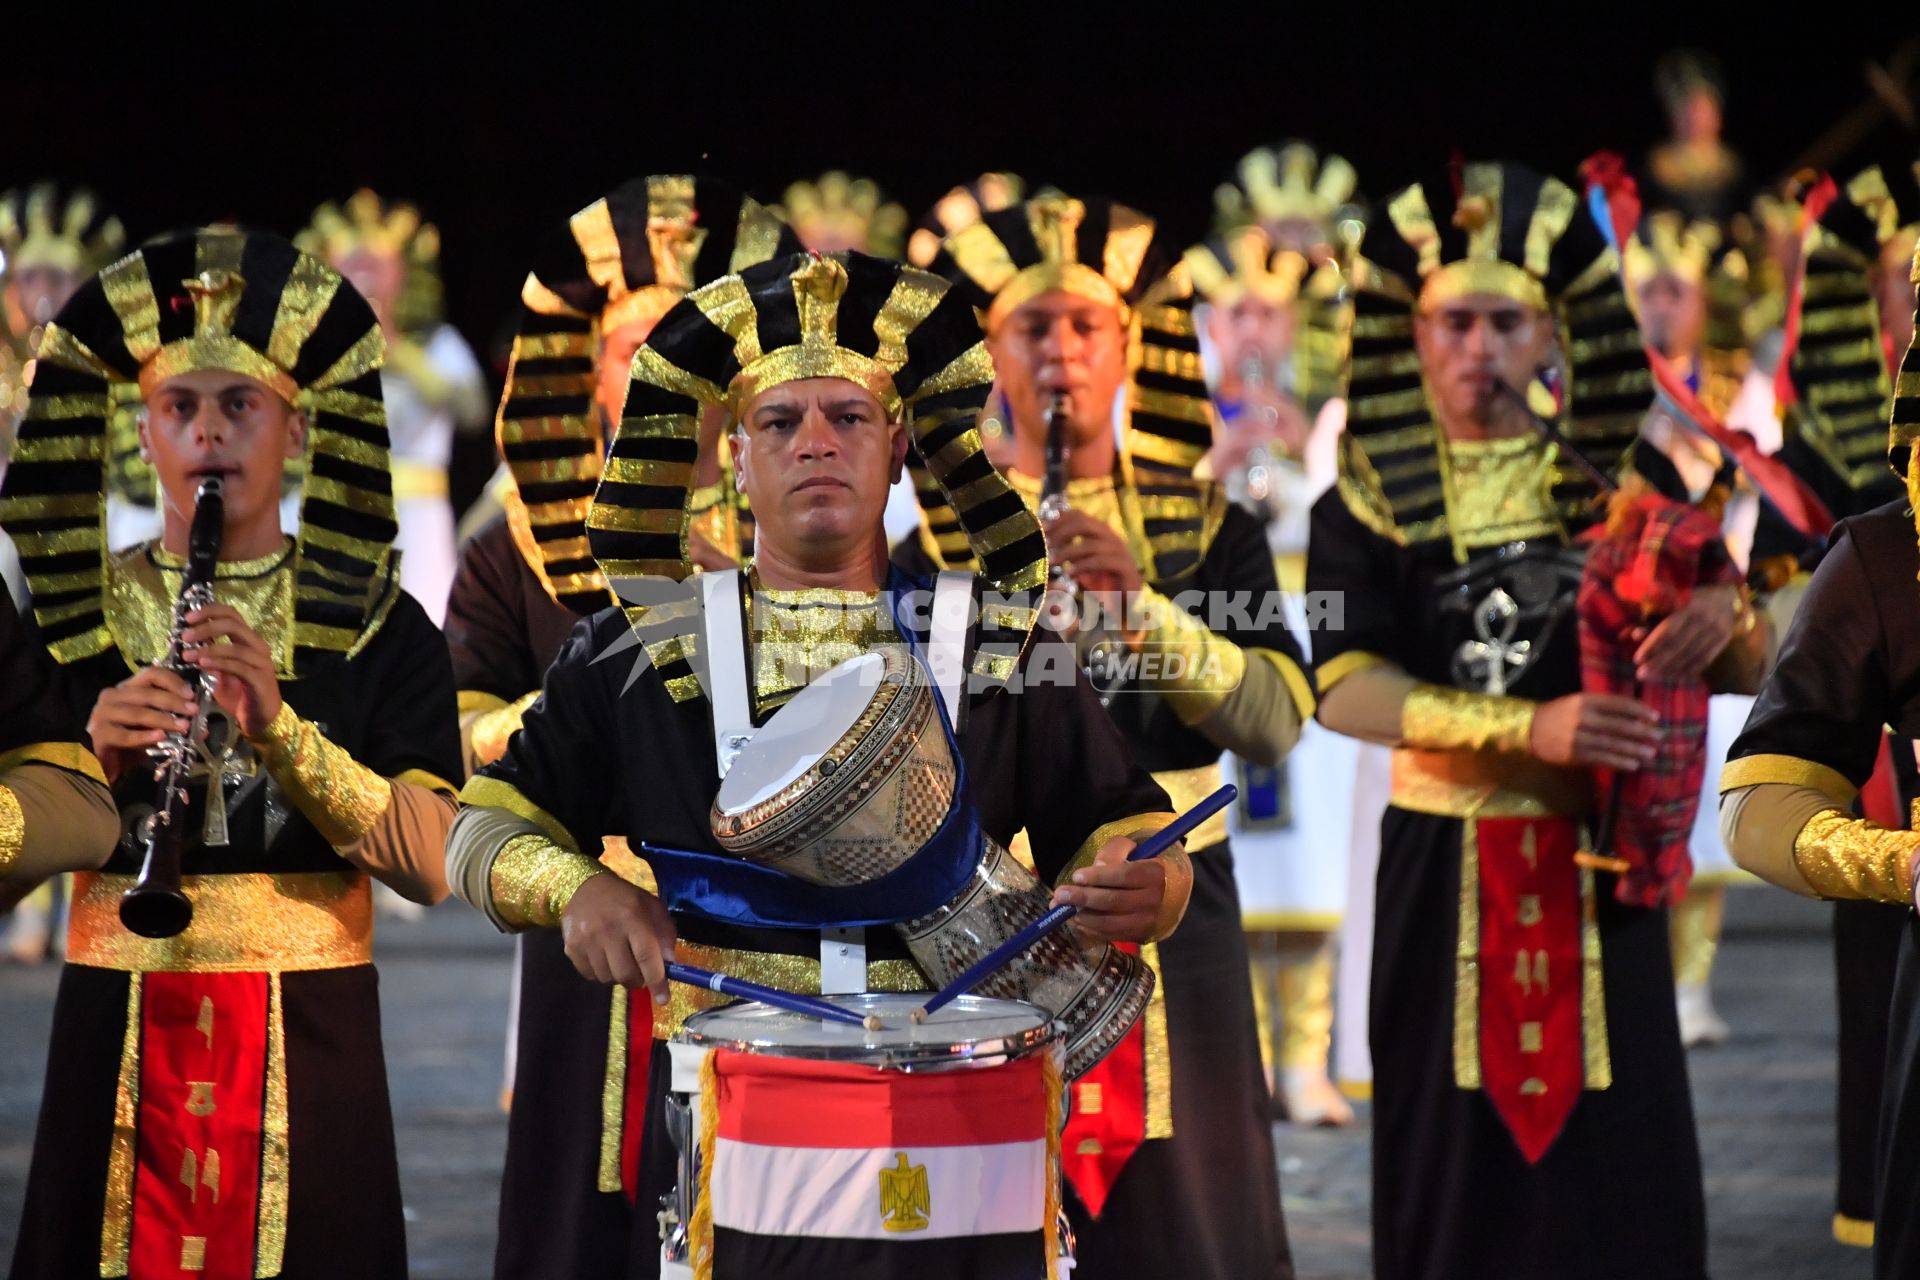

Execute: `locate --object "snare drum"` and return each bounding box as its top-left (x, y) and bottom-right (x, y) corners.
top-left (663, 993), bottom-right (1066, 1280)
top-left (712, 648), bottom-right (1153, 1079)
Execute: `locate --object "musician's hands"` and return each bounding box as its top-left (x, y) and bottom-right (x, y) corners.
top-left (179, 604), bottom-right (282, 738)
top-left (1530, 693), bottom-right (1660, 771)
top-left (87, 665), bottom-right (199, 783)
top-left (561, 873), bottom-right (677, 1002)
top-left (1050, 835), bottom-right (1169, 943)
top-left (1045, 510), bottom-right (1145, 627)
top-left (1633, 583), bottom-right (1741, 681)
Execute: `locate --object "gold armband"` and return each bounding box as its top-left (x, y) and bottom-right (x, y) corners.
top-left (1791, 808), bottom-right (1918, 905)
top-left (1400, 684), bottom-right (1535, 755)
top-left (489, 832), bottom-right (609, 928)
top-left (248, 703), bottom-right (393, 847)
top-left (1130, 588), bottom-right (1247, 722)
top-left (0, 784), bottom-right (21, 877)
top-left (470, 691), bottom-right (539, 769)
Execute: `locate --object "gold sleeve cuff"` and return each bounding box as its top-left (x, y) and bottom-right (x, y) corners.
top-left (488, 833), bottom-right (608, 928)
top-left (0, 741), bottom-right (110, 787)
top-left (1719, 753), bottom-right (1858, 806)
top-left (1400, 684), bottom-right (1535, 755)
top-left (1257, 648), bottom-right (1318, 721)
top-left (248, 702), bottom-right (394, 848)
top-left (1060, 811), bottom-right (1178, 883)
top-left (0, 784), bottom-right (21, 878)
top-left (1791, 808), bottom-right (1918, 905)
top-left (469, 691), bottom-right (539, 769)
top-left (1132, 587), bottom-right (1248, 723)
top-left (1316, 649), bottom-right (1391, 696)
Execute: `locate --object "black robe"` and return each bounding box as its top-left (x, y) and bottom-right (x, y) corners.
top-left (10, 551), bottom-right (459, 1280)
top-left (896, 497), bottom-right (1300, 1280)
top-left (446, 514), bottom-right (634, 1280)
top-left (473, 590), bottom-right (1171, 1280)
top-left (1722, 501), bottom-right (1920, 1277)
top-left (0, 591), bottom-right (85, 756)
top-left (1307, 491), bottom-right (1708, 1280)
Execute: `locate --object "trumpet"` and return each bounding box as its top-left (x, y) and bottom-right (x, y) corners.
top-left (119, 476), bottom-right (225, 939)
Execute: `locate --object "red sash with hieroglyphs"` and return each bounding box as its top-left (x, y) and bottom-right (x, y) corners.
top-left (1461, 816), bottom-right (1609, 1164)
top-left (127, 972), bottom-right (272, 1278)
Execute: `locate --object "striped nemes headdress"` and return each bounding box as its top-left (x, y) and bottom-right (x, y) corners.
top-left (1213, 141), bottom-right (1360, 244)
top-left (1342, 161), bottom-right (1651, 556)
top-left (495, 176), bottom-right (799, 614)
top-left (0, 227), bottom-right (395, 675)
top-left (595, 250), bottom-right (1045, 694)
top-left (1884, 238), bottom-right (1920, 561)
top-left (780, 172), bottom-right (909, 260)
top-left (906, 173), bottom-right (1026, 268)
top-left (296, 188), bottom-right (445, 337)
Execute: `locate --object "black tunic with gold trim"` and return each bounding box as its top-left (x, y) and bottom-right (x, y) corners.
top-left (0, 227), bottom-right (461, 1280)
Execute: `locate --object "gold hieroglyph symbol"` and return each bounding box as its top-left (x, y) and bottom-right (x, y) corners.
top-left (878, 1152), bottom-right (931, 1233)
top-left (185, 1081), bottom-right (217, 1117)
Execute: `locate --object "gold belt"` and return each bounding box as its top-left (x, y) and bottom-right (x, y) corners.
top-left (1390, 748), bottom-right (1589, 820)
top-left (657, 940), bottom-right (928, 1038)
top-left (1153, 762), bottom-right (1229, 850)
top-left (68, 871), bottom-right (374, 973)
top-left (391, 459), bottom-right (450, 500)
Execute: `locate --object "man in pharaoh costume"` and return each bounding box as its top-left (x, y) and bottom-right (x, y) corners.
top-left (0, 183), bottom-right (125, 962)
top-left (447, 249), bottom-right (1191, 1278)
top-left (907, 192), bottom-right (1307, 1277)
top-left (443, 175), bottom-right (798, 1280)
top-left (1193, 140), bottom-right (1367, 1127)
top-left (1309, 161), bottom-right (1769, 1280)
top-left (1643, 50), bottom-right (1746, 223)
top-left (298, 188), bottom-right (489, 625)
top-left (1719, 242), bottom-right (1920, 1280)
top-left (779, 171), bottom-right (909, 258)
top-left (2, 227), bottom-right (462, 1278)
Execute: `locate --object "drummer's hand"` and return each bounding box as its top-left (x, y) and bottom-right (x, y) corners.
top-left (1050, 836), bottom-right (1167, 943)
top-left (561, 875), bottom-right (677, 1003)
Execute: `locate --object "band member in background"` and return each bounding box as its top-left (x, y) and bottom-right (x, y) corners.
top-left (1310, 161), bottom-right (1762, 1280)
top-left (444, 175), bottom-right (797, 1280)
top-left (2, 227), bottom-right (460, 1278)
top-left (299, 189), bottom-right (489, 626)
top-left (1719, 253), bottom-right (1920, 1278)
top-left (447, 248), bottom-right (1188, 1278)
top-left (1643, 50), bottom-right (1745, 222)
top-left (915, 192), bottom-right (1307, 1278)
top-left (778, 171), bottom-right (908, 257)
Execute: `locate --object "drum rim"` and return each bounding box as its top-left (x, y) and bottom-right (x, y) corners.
top-left (677, 991), bottom-right (1060, 1069)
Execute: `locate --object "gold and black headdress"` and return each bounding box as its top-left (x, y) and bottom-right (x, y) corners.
top-left (0, 184), bottom-right (126, 434)
top-left (296, 188), bottom-right (445, 338)
top-left (1886, 241), bottom-right (1920, 556)
top-left (1784, 164), bottom-right (1919, 495)
top-left (1184, 225), bottom-right (1352, 414)
top-left (906, 173), bottom-right (1026, 268)
top-left (929, 192), bottom-right (1218, 578)
top-left (494, 176), bottom-right (798, 614)
top-left (1623, 209), bottom-right (1754, 417)
top-left (593, 250), bottom-right (1044, 695)
top-left (0, 226), bottom-right (394, 674)
top-left (1213, 141), bottom-right (1361, 247)
top-left (779, 172), bottom-right (909, 259)
top-left (1341, 161), bottom-right (1650, 556)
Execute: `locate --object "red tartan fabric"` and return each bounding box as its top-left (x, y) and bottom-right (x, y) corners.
top-left (1578, 493), bottom-right (1740, 907)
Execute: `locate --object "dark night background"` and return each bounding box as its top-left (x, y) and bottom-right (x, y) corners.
top-left (12, 5), bottom-right (1917, 507)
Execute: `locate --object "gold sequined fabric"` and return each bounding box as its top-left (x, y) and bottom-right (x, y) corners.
top-left (469, 691), bottom-right (538, 769)
top-left (108, 540), bottom-right (297, 672)
top-left (1401, 683), bottom-right (1537, 755)
top-left (658, 940), bottom-right (928, 1037)
top-left (0, 782), bottom-right (21, 877)
top-left (1792, 809), bottom-right (1918, 904)
top-left (748, 574), bottom-right (896, 714)
top-left (249, 702), bottom-right (393, 847)
top-left (67, 871), bottom-right (373, 971)
top-left (489, 833), bottom-right (607, 928)
top-left (1437, 434), bottom-right (1566, 559)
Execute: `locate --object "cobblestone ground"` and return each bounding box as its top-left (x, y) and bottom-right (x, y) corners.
top-left (0, 886), bottom-right (1878, 1278)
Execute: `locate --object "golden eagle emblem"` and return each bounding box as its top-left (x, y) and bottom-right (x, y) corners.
top-left (878, 1151), bottom-right (930, 1232)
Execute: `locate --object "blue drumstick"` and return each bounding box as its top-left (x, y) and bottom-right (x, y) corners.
top-left (665, 962), bottom-right (879, 1030)
top-left (912, 785), bottom-right (1238, 1021)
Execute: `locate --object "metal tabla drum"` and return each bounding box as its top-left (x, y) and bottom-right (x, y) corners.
top-left (710, 647), bottom-right (1153, 1080)
top-left (661, 993), bottom-right (1067, 1279)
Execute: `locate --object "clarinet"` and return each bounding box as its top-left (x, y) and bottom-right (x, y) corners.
top-left (119, 476), bottom-right (225, 939)
top-left (1037, 390), bottom-right (1075, 597)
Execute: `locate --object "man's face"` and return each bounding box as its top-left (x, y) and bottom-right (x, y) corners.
top-left (1875, 234), bottom-right (1917, 368)
top-left (986, 290), bottom-right (1129, 449)
top-left (597, 316), bottom-right (658, 433)
top-left (1413, 295), bottom-right (1554, 427)
top-left (140, 369), bottom-right (304, 536)
top-left (733, 377), bottom-right (905, 561)
top-left (1206, 295), bottom-right (1297, 393)
top-left (10, 264), bottom-right (83, 328)
top-left (1636, 271), bottom-right (1706, 360)
top-left (335, 246), bottom-right (404, 338)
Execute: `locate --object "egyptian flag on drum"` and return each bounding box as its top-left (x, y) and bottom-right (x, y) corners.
top-left (691, 1048), bottom-right (1064, 1280)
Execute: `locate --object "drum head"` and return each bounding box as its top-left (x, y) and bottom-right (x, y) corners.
top-left (715, 653), bottom-right (889, 813)
top-left (679, 992), bottom-right (1055, 1070)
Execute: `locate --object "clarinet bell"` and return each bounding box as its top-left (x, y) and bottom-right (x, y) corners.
top-left (118, 883), bottom-right (194, 939)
